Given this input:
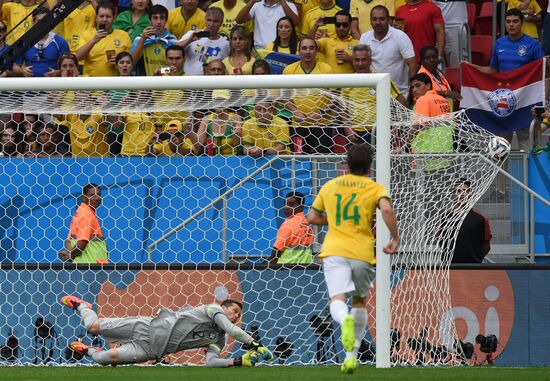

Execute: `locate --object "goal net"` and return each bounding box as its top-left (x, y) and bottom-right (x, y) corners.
top-left (0, 75), bottom-right (502, 367)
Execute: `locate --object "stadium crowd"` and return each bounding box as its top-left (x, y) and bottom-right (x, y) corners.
top-left (0, 0), bottom-right (548, 158)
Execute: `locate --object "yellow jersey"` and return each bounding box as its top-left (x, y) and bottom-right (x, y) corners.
top-left (317, 36), bottom-right (358, 73)
top-left (265, 42), bottom-right (293, 54)
top-left (57, 114), bottom-right (109, 157)
top-left (312, 174), bottom-right (389, 263)
top-left (121, 112), bottom-right (155, 156)
top-left (283, 60), bottom-right (333, 126)
top-left (350, 0), bottom-right (395, 34)
top-left (208, 0), bottom-right (252, 37)
top-left (152, 138), bottom-right (196, 156)
top-left (507, 0), bottom-right (541, 38)
top-left (61, 4), bottom-right (96, 53)
top-left (222, 56), bottom-right (255, 75)
top-left (293, 0), bottom-right (319, 29)
top-left (1, 2), bottom-right (37, 45)
top-left (241, 115), bottom-right (290, 153)
top-left (166, 7), bottom-right (205, 39)
top-left (301, 4), bottom-right (342, 37)
top-left (78, 28), bottom-right (132, 76)
top-left (341, 78), bottom-right (401, 131)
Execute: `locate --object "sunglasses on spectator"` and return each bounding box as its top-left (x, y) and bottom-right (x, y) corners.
top-left (335, 22), bottom-right (349, 28)
top-left (37, 43), bottom-right (44, 59)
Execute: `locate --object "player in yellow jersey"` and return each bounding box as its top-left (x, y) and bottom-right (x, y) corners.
top-left (76, 1), bottom-right (132, 76)
top-left (166, 0), bottom-right (205, 39)
top-left (307, 144), bottom-right (399, 374)
top-left (1, 0), bottom-right (37, 46)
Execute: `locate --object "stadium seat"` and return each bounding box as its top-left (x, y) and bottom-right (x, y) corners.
top-left (478, 1), bottom-right (493, 17)
top-left (470, 35), bottom-right (493, 66)
top-left (475, 2), bottom-right (495, 35)
top-left (467, 3), bottom-right (476, 32)
top-left (445, 67), bottom-right (461, 93)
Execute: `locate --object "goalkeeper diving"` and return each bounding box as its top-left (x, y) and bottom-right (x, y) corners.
top-left (60, 295), bottom-right (273, 367)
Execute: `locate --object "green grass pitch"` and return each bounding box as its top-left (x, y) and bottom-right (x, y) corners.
top-left (1, 366), bottom-right (549, 381)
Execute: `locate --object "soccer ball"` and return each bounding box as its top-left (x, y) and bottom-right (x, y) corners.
top-left (486, 137), bottom-right (511, 161)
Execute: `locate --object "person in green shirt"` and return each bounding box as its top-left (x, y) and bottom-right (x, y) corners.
top-left (113, 0), bottom-right (151, 41)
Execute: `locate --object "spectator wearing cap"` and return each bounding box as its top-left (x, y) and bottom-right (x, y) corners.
top-left (196, 89), bottom-right (242, 155)
top-left (13, 7), bottom-right (70, 77)
top-left (242, 101), bottom-right (291, 157)
top-left (76, 1), bottom-right (133, 76)
top-left (149, 120), bottom-right (197, 156)
top-left (177, 7), bottom-right (230, 75)
top-left (130, 5), bottom-right (178, 76)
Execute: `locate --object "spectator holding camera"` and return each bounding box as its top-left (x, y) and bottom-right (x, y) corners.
top-left (310, 10), bottom-right (358, 73)
top-left (178, 7), bottom-right (230, 75)
top-left (130, 5), bottom-right (177, 75)
top-left (76, 1), bottom-right (132, 76)
top-left (301, 0), bottom-right (343, 39)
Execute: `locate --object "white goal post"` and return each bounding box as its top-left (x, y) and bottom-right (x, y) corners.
top-left (0, 73), bottom-right (502, 368)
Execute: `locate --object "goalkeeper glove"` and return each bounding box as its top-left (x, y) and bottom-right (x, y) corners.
top-left (234, 350), bottom-right (258, 367)
top-left (250, 341), bottom-right (274, 362)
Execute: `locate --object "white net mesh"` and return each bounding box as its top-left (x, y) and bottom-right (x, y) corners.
top-left (0, 77), bottom-right (502, 366)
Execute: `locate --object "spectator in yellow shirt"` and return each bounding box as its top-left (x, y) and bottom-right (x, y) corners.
top-left (76, 1), bottom-right (132, 76)
top-left (242, 101), bottom-right (291, 156)
top-left (507, 1), bottom-right (541, 38)
top-left (166, 0), bottom-right (205, 39)
top-left (283, 38), bottom-right (335, 154)
top-left (1, 0), bottom-right (38, 46)
top-left (61, 0), bottom-right (97, 53)
top-left (310, 10), bottom-right (358, 73)
top-left (208, 0), bottom-right (250, 38)
top-left (265, 16), bottom-right (298, 55)
top-left (300, 0), bottom-right (342, 38)
top-left (223, 25), bottom-right (255, 74)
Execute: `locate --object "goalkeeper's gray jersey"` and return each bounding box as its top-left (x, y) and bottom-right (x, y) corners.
top-left (149, 304), bottom-right (252, 359)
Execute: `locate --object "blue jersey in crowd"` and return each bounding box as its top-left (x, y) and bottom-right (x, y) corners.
top-left (490, 33), bottom-right (544, 72)
top-left (0, 44), bottom-right (11, 71)
top-left (15, 33), bottom-right (69, 77)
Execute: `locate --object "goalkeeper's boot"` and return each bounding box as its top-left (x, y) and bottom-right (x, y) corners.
top-left (340, 356), bottom-right (358, 374)
top-left (341, 315), bottom-right (355, 352)
top-left (61, 295), bottom-right (92, 310)
top-left (70, 341), bottom-right (103, 357)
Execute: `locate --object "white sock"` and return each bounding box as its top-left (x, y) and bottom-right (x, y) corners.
top-left (330, 300), bottom-right (349, 325)
top-left (351, 308), bottom-right (368, 358)
top-left (77, 304), bottom-right (98, 332)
